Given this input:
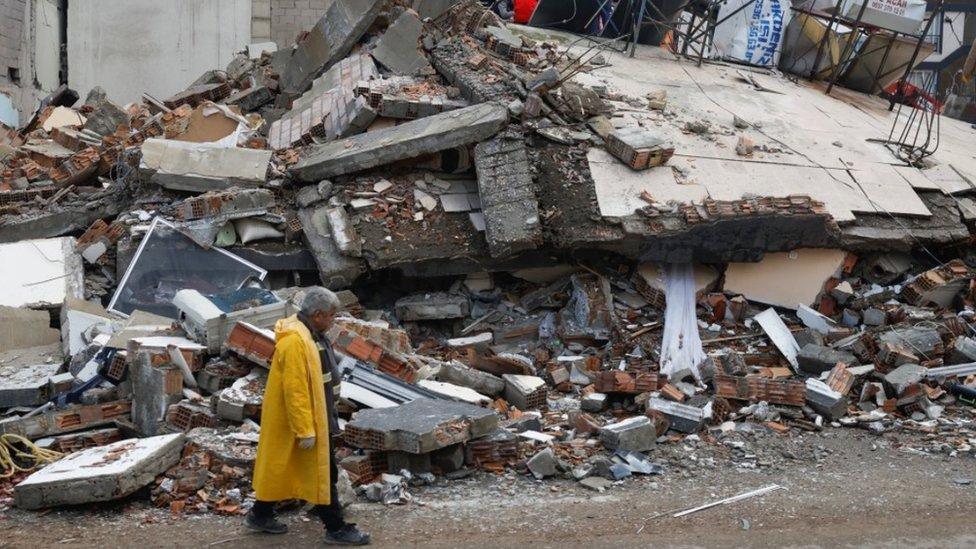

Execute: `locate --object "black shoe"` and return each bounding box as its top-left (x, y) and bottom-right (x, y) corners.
top-left (245, 509), bottom-right (289, 534)
top-left (324, 523), bottom-right (371, 545)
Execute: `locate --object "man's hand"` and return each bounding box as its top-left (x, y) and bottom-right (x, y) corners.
top-left (298, 436), bottom-right (316, 450)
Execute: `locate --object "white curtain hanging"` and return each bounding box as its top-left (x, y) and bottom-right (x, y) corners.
top-left (659, 262), bottom-right (706, 383)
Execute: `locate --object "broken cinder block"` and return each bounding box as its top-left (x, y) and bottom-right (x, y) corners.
top-left (599, 416), bottom-right (657, 452)
top-left (502, 374), bottom-right (547, 410)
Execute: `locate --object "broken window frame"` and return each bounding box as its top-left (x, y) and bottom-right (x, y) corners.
top-left (107, 217), bottom-right (267, 318)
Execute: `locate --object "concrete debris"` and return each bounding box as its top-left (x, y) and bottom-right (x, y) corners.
top-left (797, 344), bottom-right (857, 375)
top-left (291, 102), bottom-right (509, 181)
top-left (279, 0), bottom-right (384, 95)
top-left (2, 0), bottom-right (976, 525)
top-left (599, 416), bottom-right (656, 452)
top-left (525, 447), bottom-right (559, 480)
top-left (344, 398), bottom-right (498, 453)
top-left (14, 433), bottom-right (185, 509)
top-left (371, 10), bottom-right (432, 76)
top-left (0, 237), bottom-right (84, 308)
top-left (0, 343), bottom-right (64, 408)
top-left (473, 134), bottom-right (541, 257)
top-left (1, 306), bottom-right (60, 352)
top-left (139, 139), bottom-right (272, 192)
top-left (395, 292), bottom-right (469, 321)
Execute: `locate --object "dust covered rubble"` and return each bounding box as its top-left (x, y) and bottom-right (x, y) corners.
top-left (2, 0), bottom-right (976, 520)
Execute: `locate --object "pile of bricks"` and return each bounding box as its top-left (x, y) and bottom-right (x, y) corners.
top-left (592, 370), bottom-right (660, 394)
top-left (713, 373), bottom-right (807, 407)
top-left (224, 322), bottom-right (276, 368)
top-left (49, 147), bottom-right (100, 185)
top-left (46, 428), bottom-right (124, 454)
top-left (680, 196), bottom-right (831, 225)
top-left (331, 329), bottom-right (418, 383)
top-left (339, 451), bottom-right (388, 484)
top-left (901, 259), bottom-right (974, 307)
top-left (163, 82), bottom-right (232, 109)
top-left (269, 54), bottom-right (380, 150)
top-left (77, 218), bottom-right (126, 248)
top-left (166, 402), bottom-right (219, 431)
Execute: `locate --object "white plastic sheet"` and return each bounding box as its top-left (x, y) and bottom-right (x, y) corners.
top-left (710, 0), bottom-right (792, 67)
top-left (659, 263), bottom-right (707, 383)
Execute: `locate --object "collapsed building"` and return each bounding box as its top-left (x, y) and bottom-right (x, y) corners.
top-left (2, 0), bottom-right (976, 513)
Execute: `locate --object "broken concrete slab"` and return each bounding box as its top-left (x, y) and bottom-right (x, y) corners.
top-left (395, 292), bottom-right (469, 321)
top-left (724, 249), bottom-right (846, 308)
top-left (797, 344), bottom-right (856, 375)
top-left (344, 398), bottom-right (498, 453)
top-left (884, 363), bottom-right (926, 395)
top-left (372, 10), bottom-right (432, 76)
top-left (435, 361), bottom-right (505, 396)
top-left (298, 206), bottom-right (366, 288)
top-left (473, 134), bottom-right (541, 258)
top-left (81, 86), bottom-right (129, 136)
top-left (417, 379), bottom-right (491, 406)
top-left (280, 0), bottom-right (384, 95)
top-left (646, 397), bottom-right (710, 434)
top-left (215, 370), bottom-right (267, 422)
top-left (878, 327), bottom-right (944, 358)
top-left (0, 306), bottom-right (60, 351)
top-left (139, 138), bottom-right (272, 192)
top-left (0, 237), bottom-right (84, 308)
top-left (599, 416), bottom-right (656, 452)
top-left (0, 343), bottom-right (63, 408)
top-left (14, 433), bottom-right (185, 510)
top-left (60, 298), bottom-right (118, 357)
top-left (224, 85), bottom-right (274, 113)
top-left (291, 102), bottom-right (509, 181)
top-left (805, 378), bottom-right (848, 420)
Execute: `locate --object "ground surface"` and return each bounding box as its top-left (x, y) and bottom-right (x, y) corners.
top-left (2, 428), bottom-right (974, 548)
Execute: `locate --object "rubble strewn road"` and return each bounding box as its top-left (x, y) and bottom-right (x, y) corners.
top-left (2, 431), bottom-right (976, 548)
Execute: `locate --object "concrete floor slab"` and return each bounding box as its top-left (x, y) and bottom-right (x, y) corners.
top-left (14, 433), bottom-right (185, 509)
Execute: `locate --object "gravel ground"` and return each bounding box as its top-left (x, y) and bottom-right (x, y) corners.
top-left (2, 428), bottom-right (975, 548)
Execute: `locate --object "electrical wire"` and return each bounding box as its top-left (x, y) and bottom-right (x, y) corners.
top-left (0, 434), bottom-right (64, 479)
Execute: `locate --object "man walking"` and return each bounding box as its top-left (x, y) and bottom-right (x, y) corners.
top-left (247, 287), bottom-right (371, 546)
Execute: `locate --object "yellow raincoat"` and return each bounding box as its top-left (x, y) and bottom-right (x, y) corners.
top-left (252, 315), bottom-right (331, 504)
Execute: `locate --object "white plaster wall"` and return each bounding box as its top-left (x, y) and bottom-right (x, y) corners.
top-left (67, 0), bottom-right (252, 106)
top-left (34, 0), bottom-right (61, 92)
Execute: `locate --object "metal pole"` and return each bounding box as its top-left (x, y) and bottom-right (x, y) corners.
top-left (629, 0), bottom-right (649, 57)
top-left (688, 0), bottom-right (757, 44)
top-left (826, 0), bottom-right (868, 94)
top-left (888, 0), bottom-right (945, 110)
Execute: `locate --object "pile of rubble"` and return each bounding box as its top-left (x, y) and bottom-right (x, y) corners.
top-left (2, 0), bottom-right (976, 518)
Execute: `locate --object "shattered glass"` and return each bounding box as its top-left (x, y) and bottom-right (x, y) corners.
top-left (108, 217), bottom-right (267, 318)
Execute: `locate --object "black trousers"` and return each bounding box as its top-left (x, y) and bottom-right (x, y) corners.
top-left (252, 447), bottom-right (344, 532)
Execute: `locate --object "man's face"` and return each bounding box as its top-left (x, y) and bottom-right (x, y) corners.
top-left (309, 309), bottom-right (336, 333)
